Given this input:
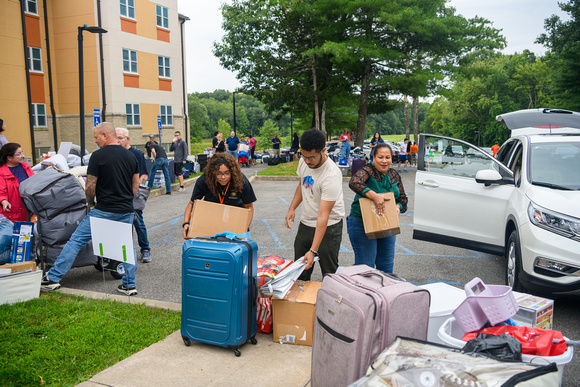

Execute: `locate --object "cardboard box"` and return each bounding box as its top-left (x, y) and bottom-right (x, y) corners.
top-left (0, 261), bottom-right (36, 273)
top-left (512, 292), bottom-right (554, 330)
top-left (359, 192), bottom-right (400, 239)
top-left (187, 200), bottom-right (251, 239)
top-left (10, 221), bottom-right (34, 263)
top-left (272, 281), bottom-right (321, 346)
top-left (0, 270), bottom-right (42, 305)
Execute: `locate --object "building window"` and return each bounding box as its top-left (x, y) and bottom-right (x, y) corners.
top-left (120, 0), bottom-right (135, 19)
top-left (158, 56), bottom-right (170, 78)
top-left (122, 49), bottom-right (138, 73)
top-left (156, 5), bottom-right (168, 29)
top-left (126, 104), bottom-right (140, 126)
top-left (25, 0), bottom-right (38, 15)
top-left (28, 47), bottom-right (42, 72)
top-left (32, 103), bottom-right (46, 127)
top-left (160, 105), bottom-right (172, 126)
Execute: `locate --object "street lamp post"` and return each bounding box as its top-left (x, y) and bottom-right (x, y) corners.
top-left (232, 91), bottom-right (237, 135)
top-left (78, 24), bottom-right (107, 165)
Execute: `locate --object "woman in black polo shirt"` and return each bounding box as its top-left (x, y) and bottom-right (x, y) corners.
top-left (182, 153), bottom-right (257, 238)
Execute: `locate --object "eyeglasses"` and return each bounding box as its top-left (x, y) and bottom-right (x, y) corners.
top-left (217, 171), bottom-right (231, 178)
top-left (300, 149), bottom-right (323, 161)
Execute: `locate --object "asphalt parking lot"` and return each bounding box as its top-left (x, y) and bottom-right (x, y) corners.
top-left (57, 162), bottom-right (579, 386)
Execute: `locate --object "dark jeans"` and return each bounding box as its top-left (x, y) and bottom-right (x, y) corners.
top-left (294, 219), bottom-right (343, 280)
top-left (147, 157), bottom-right (171, 193)
top-left (347, 215), bottom-right (396, 273)
top-left (133, 210), bottom-right (149, 253)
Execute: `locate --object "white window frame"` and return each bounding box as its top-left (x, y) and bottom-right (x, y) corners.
top-left (160, 105), bottom-right (173, 126)
top-left (28, 47), bottom-right (42, 72)
top-left (25, 0), bottom-right (38, 15)
top-left (122, 49), bottom-right (138, 74)
top-left (156, 4), bottom-right (169, 29)
top-left (126, 103), bottom-right (140, 126)
top-left (32, 103), bottom-right (47, 127)
top-left (120, 0), bottom-right (135, 19)
top-left (158, 56), bottom-right (170, 78)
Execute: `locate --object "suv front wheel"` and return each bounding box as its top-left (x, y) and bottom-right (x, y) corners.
top-left (506, 229), bottom-right (525, 292)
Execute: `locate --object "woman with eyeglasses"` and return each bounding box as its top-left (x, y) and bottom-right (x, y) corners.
top-left (347, 142), bottom-right (407, 273)
top-left (0, 143), bottom-right (34, 222)
top-left (182, 152), bottom-right (256, 238)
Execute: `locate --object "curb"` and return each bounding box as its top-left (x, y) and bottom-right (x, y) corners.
top-left (148, 175), bottom-right (199, 199)
top-left (58, 287), bottom-right (182, 312)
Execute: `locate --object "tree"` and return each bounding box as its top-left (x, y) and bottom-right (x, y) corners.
top-left (257, 119), bottom-right (279, 149)
top-left (537, 0), bottom-right (580, 110)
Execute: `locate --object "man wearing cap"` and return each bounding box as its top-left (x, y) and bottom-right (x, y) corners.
top-left (146, 136), bottom-right (172, 195)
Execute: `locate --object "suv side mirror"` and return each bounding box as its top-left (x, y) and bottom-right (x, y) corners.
top-left (475, 169), bottom-right (512, 187)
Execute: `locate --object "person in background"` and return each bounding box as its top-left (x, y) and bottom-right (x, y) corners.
top-left (170, 131), bottom-right (188, 192)
top-left (271, 134), bottom-right (282, 158)
top-left (42, 122), bottom-right (139, 295)
top-left (290, 133), bottom-right (300, 160)
top-left (491, 140), bottom-right (500, 157)
top-left (369, 132), bottom-right (384, 163)
top-left (339, 128), bottom-right (351, 162)
top-left (397, 138), bottom-right (409, 172)
top-left (410, 141), bottom-right (419, 167)
top-left (147, 140), bottom-right (172, 195)
top-left (350, 130), bottom-right (357, 148)
top-left (182, 153), bottom-right (256, 238)
top-left (0, 119), bottom-right (9, 147)
top-left (212, 131), bottom-right (219, 152)
top-left (226, 131), bottom-right (240, 160)
top-left (144, 135), bottom-right (158, 158)
top-left (215, 133), bottom-right (225, 153)
top-left (0, 143), bottom-right (34, 222)
top-left (116, 128), bottom-right (151, 263)
top-left (347, 143), bottom-right (407, 273)
top-left (285, 129), bottom-right (345, 280)
top-left (248, 134), bottom-right (257, 165)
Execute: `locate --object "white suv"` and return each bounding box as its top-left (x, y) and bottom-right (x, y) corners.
top-left (413, 109), bottom-right (580, 297)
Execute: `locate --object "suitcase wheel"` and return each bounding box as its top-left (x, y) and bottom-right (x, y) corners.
top-left (250, 337), bottom-right (257, 345)
top-left (182, 336), bottom-right (191, 346)
top-left (234, 349), bottom-right (241, 357)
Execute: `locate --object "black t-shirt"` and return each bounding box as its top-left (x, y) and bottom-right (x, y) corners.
top-left (212, 136), bottom-right (218, 148)
top-left (87, 145), bottom-right (138, 213)
top-left (151, 144), bottom-right (168, 159)
top-left (190, 173), bottom-right (256, 208)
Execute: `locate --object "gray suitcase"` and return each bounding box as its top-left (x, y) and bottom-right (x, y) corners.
top-left (311, 265), bottom-right (430, 387)
top-left (37, 204), bottom-right (88, 245)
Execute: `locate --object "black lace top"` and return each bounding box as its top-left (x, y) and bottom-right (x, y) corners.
top-left (349, 164), bottom-right (408, 215)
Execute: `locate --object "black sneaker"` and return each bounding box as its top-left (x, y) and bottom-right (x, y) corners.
top-left (117, 284), bottom-right (137, 296)
top-left (41, 273), bottom-right (61, 292)
top-left (166, 191), bottom-right (171, 195)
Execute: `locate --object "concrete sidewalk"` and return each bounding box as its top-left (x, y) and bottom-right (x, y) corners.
top-left (66, 287), bottom-right (312, 387)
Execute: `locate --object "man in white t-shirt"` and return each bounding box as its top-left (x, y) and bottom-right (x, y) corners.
top-left (397, 138), bottom-right (409, 172)
top-left (285, 129), bottom-right (345, 280)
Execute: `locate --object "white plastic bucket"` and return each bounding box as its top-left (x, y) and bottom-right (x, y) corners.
top-left (438, 317), bottom-right (573, 385)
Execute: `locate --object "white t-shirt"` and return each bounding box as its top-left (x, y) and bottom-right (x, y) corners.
top-left (399, 141), bottom-right (408, 155)
top-left (296, 157), bottom-right (345, 227)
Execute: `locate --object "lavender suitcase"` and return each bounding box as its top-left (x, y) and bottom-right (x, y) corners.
top-left (311, 265), bottom-right (430, 387)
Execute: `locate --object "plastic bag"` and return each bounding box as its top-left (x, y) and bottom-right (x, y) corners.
top-left (256, 255), bottom-right (292, 333)
top-left (463, 325), bottom-right (567, 357)
top-left (0, 215), bottom-right (14, 264)
top-left (462, 333), bottom-right (523, 361)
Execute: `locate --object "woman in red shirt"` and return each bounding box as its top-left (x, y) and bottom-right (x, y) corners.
top-left (0, 143), bottom-right (34, 222)
top-left (340, 128), bottom-right (351, 162)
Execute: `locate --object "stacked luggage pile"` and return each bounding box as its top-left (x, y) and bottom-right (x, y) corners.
top-left (19, 168), bottom-right (123, 278)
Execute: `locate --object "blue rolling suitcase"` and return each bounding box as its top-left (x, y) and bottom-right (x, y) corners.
top-left (181, 236), bottom-right (258, 356)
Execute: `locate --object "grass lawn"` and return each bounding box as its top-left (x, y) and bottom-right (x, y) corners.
top-left (0, 293), bottom-right (180, 387)
top-left (257, 160), bottom-right (300, 176)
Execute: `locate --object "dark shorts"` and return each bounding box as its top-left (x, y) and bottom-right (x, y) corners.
top-left (399, 154), bottom-right (407, 162)
top-left (174, 162), bottom-right (183, 176)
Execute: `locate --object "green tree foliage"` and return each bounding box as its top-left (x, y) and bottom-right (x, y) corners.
top-left (257, 119), bottom-right (279, 149)
top-left (422, 51), bottom-right (552, 146)
top-left (536, 0), bottom-right (580, 110)
top-left (217, 119), bottom-right (232, 135)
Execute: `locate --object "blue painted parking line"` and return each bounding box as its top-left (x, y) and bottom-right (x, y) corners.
top-left (258, 219), bottom-right (287, 249)
top-left (277, 196), bottom-right (290, 205)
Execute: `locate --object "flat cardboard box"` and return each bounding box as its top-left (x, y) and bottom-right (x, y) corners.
top-left (272, 281), bottom-right (321, 346)
top-left (0, 261), bottom-right (36, 273)
top-left (187, 200), bottom-right (251, 239)
top-left (512, 291), bottom-right (554, 330)
top-left (359, 192), bottom-right (400, 239)
top-left (0, 270), bottom-right (42, 305)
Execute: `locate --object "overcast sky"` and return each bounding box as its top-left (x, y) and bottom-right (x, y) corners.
top-left (177, 0), bottom-right (568, 93)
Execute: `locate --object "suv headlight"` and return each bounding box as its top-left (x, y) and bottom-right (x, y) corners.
top-left (528, 202), bottom-right (580, 241)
